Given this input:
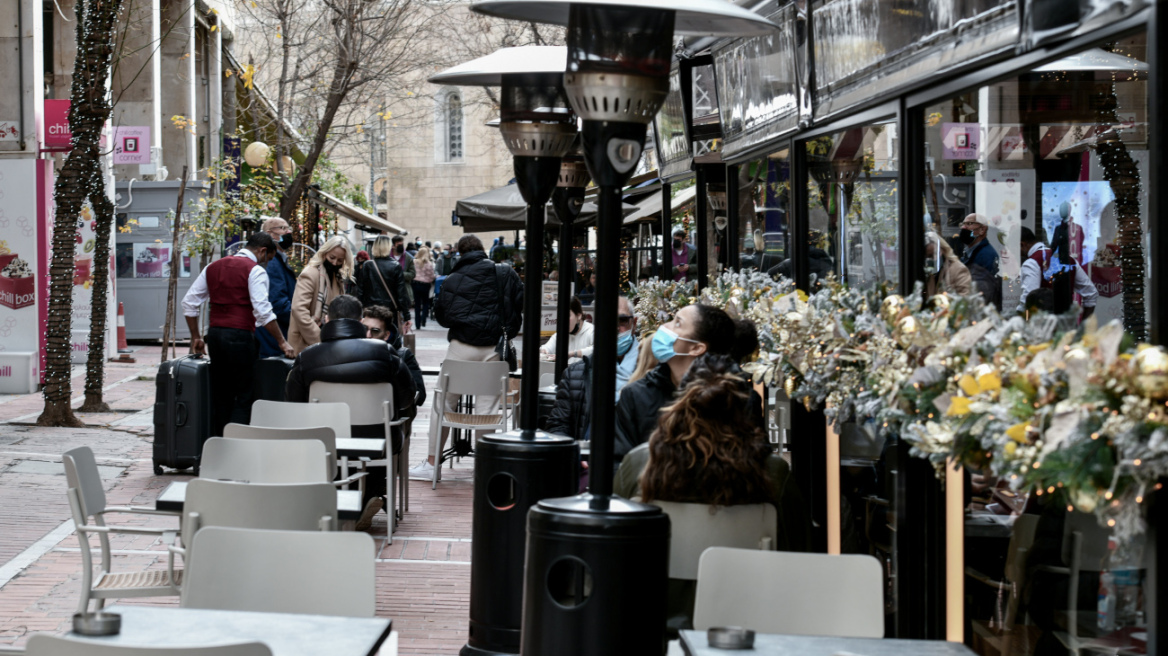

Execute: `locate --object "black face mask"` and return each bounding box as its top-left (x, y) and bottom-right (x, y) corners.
top-left (958, 229), bottom-right (976, 245)
top-left (323, 260), bottom-right (341, 277)
top-left (672, 239), bottom-right (682, 250)
top-left (278, 233), bottom-right (293, 250)
top-left (570, 320), bottom-right (581, 335)
top-left (395, 244), bottom-right (404, 255)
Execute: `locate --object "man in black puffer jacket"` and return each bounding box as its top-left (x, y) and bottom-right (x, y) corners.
top-left (285, 294), bottom-right (417, 529)
top-left (411, 234), bottom-right (522, 481)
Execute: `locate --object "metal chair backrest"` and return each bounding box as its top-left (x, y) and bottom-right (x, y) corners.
top-left (200, 437), bottom-right (330, 484)
top-left (182, 526), bottom-right (375, 617)
top-left (438, 359), bottom-right (510, 400)
top-left (181, 479), bottom-right (337, 540)
top-left (250, 400), bottom-right (352, 439)
top-left (693, 547), bottom-right (884, 637)
top-left (223, 424), bottom-right (338, 475)
top-left (62, 446), bottom-right (106, 518)
top-left (309, 381), bottom-right (394, 426)
top-left (650, 501), bottom-right (778, 580)
top-left (26, 634), bottom-right (272, 656)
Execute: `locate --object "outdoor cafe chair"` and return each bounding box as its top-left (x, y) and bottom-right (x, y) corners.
top-left (650, 501), bottom-right (778, 580)
top-left (222, 423), bottom-right (364, 491)
top-left (63, 446), bottom-right (183, 615)
top-left (428, 359), bottom-right (514, 489)
top-left (309, 381), bottom-right (408, 532)
top-left (26, 634), bottom-right (272, 656)
top-left (967, 513), bottom-right (1039, 656)
top-left (182, 526), bottom-right (375, 617)
top-left (693, 547), bottom-right (884, 638)
top-left (200, 437), bottom-right (331, 484)
top-left (248, 401), bottom-right (374, 491)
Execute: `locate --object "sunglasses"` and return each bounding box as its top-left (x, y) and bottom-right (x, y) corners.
top-left (367, 327), bottom-right (384, 336)
top-left (617, 315), bottom-right (635, 327)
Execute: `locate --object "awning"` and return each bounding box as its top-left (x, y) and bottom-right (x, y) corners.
top-left (306, 187), bottom-right (407, 235)
top-left (623, 184), bottom-right (699, 224)
top-left (454, 183), bottom-right (637, 232)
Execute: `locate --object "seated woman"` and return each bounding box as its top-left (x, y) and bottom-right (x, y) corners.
top-left (539, 296), bottom-right (594, 364)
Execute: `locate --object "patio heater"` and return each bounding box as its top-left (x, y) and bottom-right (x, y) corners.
top-left (551, 153), bottom-right (590, 378)
top-left (429, 47), bottom-right (581, 656)
top-left (469, 2), bottom-right (777, 654)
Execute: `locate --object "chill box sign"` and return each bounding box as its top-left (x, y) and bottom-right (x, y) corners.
top-left (942, 122), bottom-right (979, 160)
top-left (44, 100), bottom-right (72, 150)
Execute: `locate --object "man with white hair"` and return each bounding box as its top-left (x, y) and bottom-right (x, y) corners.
top-left (257, 217), bottom-right (298, 357)
top-left (957, 213), bottom-right (1001, 310)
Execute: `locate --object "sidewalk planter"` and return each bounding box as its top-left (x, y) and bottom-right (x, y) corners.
top-left (0, 352), bottom-right (37, 393)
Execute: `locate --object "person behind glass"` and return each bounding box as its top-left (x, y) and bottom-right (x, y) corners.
top-left (284, 295), bottom-right (417, 531)
top-left (547, 296), bottom-right (639, 441)
top-left (671, 227), bottom-right (697, 282)
top-left (541, 296), bottom-right (594, 364)
top-left (391, 235), bottom-right (417, 306)
top-left (412, 247), bottom-right (436, 329)
top-left (357, 235), bottom-right (412, 341)
top-left (256, 217), bottom-right (297, 358)
top-left (957, 213), bottom-right (1002, 309)
top-left (1016, 226), bottom-right (1097, 319)
top-left (181, 232), bottom-right (292, 437)
top-left (410, 234), bottom-right (523, 482)
top-left (287, 236), bottom-right (352, 355)
top-left (924, 230), bottom-right (973, 298)
top-left (614, 304), bottom-right (762, 463)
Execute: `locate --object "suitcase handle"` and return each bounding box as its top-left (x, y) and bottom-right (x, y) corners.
top-left (176, 402), bottom-right (188, 427)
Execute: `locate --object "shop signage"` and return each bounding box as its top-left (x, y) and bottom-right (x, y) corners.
top-left (44, 100), bottom-right (72, 149)
top-left (0, 159), bottom-right (53, 392)
top-left (112, 126), bottom-right (151, 165)
top-left (0, 121), bottom-right (18, 142)
top-left (942, 123), bottom-right (979, 160)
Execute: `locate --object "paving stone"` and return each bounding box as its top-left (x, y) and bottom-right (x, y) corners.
top-left (4, 461), bottom-right (124, 479)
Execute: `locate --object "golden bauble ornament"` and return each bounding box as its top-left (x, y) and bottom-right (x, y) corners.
top-left (730, 287), bottom-right (744, 298)
top-left (881, 295), bottom-right (905, 323)
top-left (895, 315), bottom-right (919, 347)
top-left (1134, 346), bottom-right (1168, 399)
top-left (784, 376), bottom-right (796, 398)
top-left (930, 293), bottom-right (951, 312)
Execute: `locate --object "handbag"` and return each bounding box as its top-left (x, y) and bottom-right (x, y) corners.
top-left (493, 264), bottom-right (518, 372)
top-left (367, 259), bottom-right (407, 340)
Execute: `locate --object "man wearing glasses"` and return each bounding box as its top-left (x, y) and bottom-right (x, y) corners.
top-left (957, 213), bottom-right (1002, 309)
top-left (257, 217), bottom-right (297, 357)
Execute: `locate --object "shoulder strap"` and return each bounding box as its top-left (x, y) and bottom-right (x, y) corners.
top-left (368, 260), bottom-right (399, 312)
top-left (494, 264), bottom-right (508, 337)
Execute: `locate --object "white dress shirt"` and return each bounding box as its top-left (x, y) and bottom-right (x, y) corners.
top-left (1017, 242), bottom-right (1099, 313)
top-left (181, 250), bottom-right (277, 327)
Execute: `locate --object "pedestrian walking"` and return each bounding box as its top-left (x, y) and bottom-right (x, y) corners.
top-left (181, 232), bottom-right (293, 437)
top-left (357, 235), bottom-right (412, 342)
top-left (256, 217), bottom-right (297, 358)
top-left (412, 247), bottom-right (436, 329)
top-left (287, 236), bottom-right (352, 354)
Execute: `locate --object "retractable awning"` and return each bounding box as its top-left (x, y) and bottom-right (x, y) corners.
top-left (454, 183), bottom-right (637, 233)
top-left (623, 184), bottom-right (699, 224)
top-left (306, 187), bottom-right (407, 235)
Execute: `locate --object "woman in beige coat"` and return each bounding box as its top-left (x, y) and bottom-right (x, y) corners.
top-left (925, 231), bottom-right (973, 298)
top-left (287, 236), bottom-right (353, 354)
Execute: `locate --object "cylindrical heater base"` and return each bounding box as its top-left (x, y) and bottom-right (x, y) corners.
top-left (520, 495), bottom-right (670, 656)
top-left (462, 431), bottom-right (579, 656)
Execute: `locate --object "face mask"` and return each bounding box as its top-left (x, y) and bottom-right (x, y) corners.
top-left (616, 331), bottom-right (635, 357)
top-left (570, 319), bottom-right (581, 335)
top-left (651, 326), bottom-right (681, 362)
top-left (393, 244), bottom-right (403, 255)
top-left (443, 250), bottom-right (451, 257)
top-left (279, 233), bottom-right (293, 250)
top-left (323, 260), bottom-right (340, 277)
top-left (958, 229), bottom-right (975, 245)
top-left (672, 239), bottom-right (682, 250)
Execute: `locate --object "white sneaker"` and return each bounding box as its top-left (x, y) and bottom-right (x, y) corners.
top-left (408, 461), bottom-right (438, 481)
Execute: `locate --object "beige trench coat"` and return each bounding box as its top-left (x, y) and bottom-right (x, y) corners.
top-left (287, 264), bottom-right (344, 354)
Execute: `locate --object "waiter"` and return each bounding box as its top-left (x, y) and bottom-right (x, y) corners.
top-left (182, 232), bottom-right (294, 436)
top-left (1016, 226), bottom-right (1097, 319)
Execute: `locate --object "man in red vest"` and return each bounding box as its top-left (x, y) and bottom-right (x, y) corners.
top-left (181, 232), bottom-right (294, 436)
top-left (1017, 226), bottom-right (1097, 320)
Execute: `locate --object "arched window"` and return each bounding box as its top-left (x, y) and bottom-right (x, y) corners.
top-left (445, 93), bottom-right (463, 162)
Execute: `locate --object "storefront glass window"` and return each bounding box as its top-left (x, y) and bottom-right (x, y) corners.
top-left (805, 120), bottom-right (900, 289)
top-left (740, 148), bottom-right (791, 275)
top-left (921, 34), bottom-right (1151, 655)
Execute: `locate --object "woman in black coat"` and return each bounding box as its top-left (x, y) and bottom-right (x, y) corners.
top-left (357, 235), bottom-right (413, 335)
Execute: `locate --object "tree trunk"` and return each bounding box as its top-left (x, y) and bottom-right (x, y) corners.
top-left (160, 171), bottom-right (189, 364)
top-left (79, 170), bottom-right (115, 412)
top-left (40, 0), bottom-right (124, 426)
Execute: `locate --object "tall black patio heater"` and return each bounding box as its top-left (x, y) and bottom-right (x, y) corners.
top-left (429, 47), bottom-right (582, 656)
top-left (469, 2), bottom-right (778, 654)
top-left (551, 154), bottom-right (590, 378)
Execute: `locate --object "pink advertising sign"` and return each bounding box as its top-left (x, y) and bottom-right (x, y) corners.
top-left (942, 122), bottom-right (979, 160)
top-left (44, 100), bottom-right (72, 150)
top-left (113, 126), bottom-right (151, 164)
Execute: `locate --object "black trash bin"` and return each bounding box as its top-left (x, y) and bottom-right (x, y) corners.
top-left (463, 431), bottom-right (579, 656)
top-left (520, 495), bottom-right (670, 656)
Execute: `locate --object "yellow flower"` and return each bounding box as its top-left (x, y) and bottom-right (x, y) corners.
top-left (977, 373), bottom-right (1002, 393)
top-left (947, 397), bottom-right (971, 416)
top-left (796, 290), bottom-right (808, 302)
top-left (1027, 343), bottom-right (1050, 354)
top-left (1006, 423), bottom-right (1029, 443)
top-left (1004, 441), bottom-right (1017, 456)
top-left (958, 375), bottom-right (980, 397)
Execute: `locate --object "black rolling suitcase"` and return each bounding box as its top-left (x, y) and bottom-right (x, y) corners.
top-left (153, 355), bottom-right (212, 475)
top-left (252, 356), bottom-right (295, 403)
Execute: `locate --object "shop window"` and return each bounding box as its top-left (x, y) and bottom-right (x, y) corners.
top-left (742, 149), bottom-right (792, 275)
top-left (805, 120), bottom-right (900, 289)
top-left (921, 34), bottom-right (1150, 655)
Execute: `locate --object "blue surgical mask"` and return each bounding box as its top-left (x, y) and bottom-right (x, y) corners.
top-left (651, 326), bottom-right (680, 362)
top-left (617, 331), bottom-right (635, 357)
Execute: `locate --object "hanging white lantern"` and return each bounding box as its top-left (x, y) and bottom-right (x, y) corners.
top-left (244, 141), bottom-right (271, 167)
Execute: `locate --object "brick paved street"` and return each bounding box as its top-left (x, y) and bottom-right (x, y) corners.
top-left (0, 327), bottom-right (476, 654)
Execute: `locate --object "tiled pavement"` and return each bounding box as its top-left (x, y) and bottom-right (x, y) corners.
top-left (0, 326), bottom-right (481, 654)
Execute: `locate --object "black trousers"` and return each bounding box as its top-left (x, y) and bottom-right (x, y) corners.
top-left (205, 326), bottom-right (258, 437)
top-left (411, 281), bottom-right (431, 327)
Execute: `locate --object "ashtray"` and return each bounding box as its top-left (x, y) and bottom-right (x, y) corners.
top-left (707, 626), bottom-right (755, 649)
top-left (73, 611), bottom-right (121, 636)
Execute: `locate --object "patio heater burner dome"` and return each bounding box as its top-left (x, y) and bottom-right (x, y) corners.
top-left (557, 158), bottom-right (590, 188)
top-left (499, 122), bottom-right (578, 157)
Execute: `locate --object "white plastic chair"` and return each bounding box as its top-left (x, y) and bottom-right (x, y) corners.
top-left (693, 547), bottom-right (885, 637)
top-left (650, 501), bottom-right (778, 580)
top-left (223, 423), bottom-right (341, 478)
top-left (63, 446), bottom-right (182, 614)
top-left (182, 527), bottom-right (376, 617)
top-left (429, 359), bottom-right (514, 489)
top-left (309, 381), bottom-right (408, 532)
top-left (26, 635), bottom-right (272, 656)
top-left (250, 400), bottom-right (351, 439)
top-left (200, 437), bottom-right (330, 484)
top-left (538, 373), bottom-right (555, 388)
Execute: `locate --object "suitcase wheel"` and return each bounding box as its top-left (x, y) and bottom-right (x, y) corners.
top-left (153, 463), bottom-right (163, 476)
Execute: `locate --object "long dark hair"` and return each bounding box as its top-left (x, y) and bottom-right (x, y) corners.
top-left (640, 354), bottom-right (771, 506)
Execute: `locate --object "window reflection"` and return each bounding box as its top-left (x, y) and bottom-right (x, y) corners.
top-left (743, 149), bottom-right (791, 275)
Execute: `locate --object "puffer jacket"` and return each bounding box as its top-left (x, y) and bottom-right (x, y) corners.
top-left (434, 250), bottom-right (523, 347)
top-left (284, 318), bottom-right (417, 452)
top-left (357, 257), bottom-right (412, 322)
top-left (547, 356), bottom-right (592, 440)
top-left (613, 363), bottom-right (676, 462)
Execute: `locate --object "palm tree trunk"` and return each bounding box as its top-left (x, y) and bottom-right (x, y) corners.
top-left (79, 176), bottom-right (115, 412)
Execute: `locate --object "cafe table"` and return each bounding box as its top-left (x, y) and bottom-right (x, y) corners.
top-left (156, 481), bottom-right (363, 521)
top-left (336, 438), bottom-right (386, 458)
top-left (66, 605), bottom-right (394, 656)
top-left (680, 630), bottom-right (976, 656)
